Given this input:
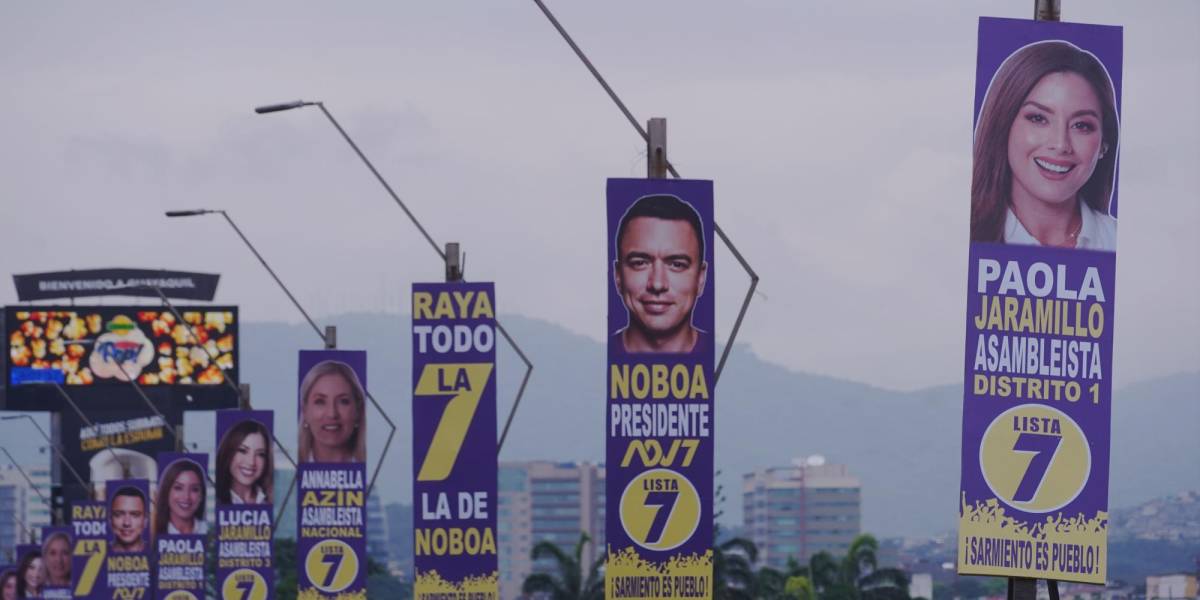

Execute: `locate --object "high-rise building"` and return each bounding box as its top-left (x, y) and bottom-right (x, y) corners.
top-left (743, 456), bottom-right (861, 568)
top-left (366, 491), bottom-right (392, 564)
top-left (273, 466), bottom-right (296, 540)
top-left (0, 463), bottom-right (53, 559)
top-left (497, 461), bottom-right (605, 600)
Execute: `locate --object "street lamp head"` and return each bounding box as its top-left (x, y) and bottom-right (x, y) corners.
top-left (254, 100), bottom-right (316, 114)
top-left (165, 209), bottom-right (216, 218)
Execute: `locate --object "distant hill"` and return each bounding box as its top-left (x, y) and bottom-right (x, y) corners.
top-left (233, 312), bottom-right (1200, 538)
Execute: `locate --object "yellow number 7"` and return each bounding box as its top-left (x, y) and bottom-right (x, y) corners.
top-left (73, 539), bottom-right (106, 596)
top-left (415, 364), bottom-right (493, 481)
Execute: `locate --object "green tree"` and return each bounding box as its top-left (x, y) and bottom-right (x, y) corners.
top-left (522, 532), bottom-right (604, 600)
top-left (831, 535), bottom-right (910, 600)
top-left (712, 535), bottom-right (757, 600)
top-left (785, 576), bottom-right (816, 600)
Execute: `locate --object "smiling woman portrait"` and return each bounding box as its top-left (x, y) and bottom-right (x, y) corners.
top-left (155, 458), bottom-right (207, 535)
top-left (298, 360), bottom-right (367, 464)
top-left (216, 419), bottom-right (273, 505)
top-left (971, 40), bottom-right (1119, 250)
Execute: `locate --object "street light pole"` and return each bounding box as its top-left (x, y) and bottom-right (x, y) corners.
top-left (0, 415), bottom-right (87, 492)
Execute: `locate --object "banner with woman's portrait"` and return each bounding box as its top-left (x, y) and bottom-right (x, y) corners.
top-left (69, 500), bottom-right (107, 600)
top-left (105, 479), bottom-right (151, 599)
top-left (215, 410), bottom-right (274, 600)
top-left (958, 17), bottom-right (1122, 583)
top-left (296, 350), bottom-right (368, 600)
top-left (14, 544), bottom-right (41, 600)
top-left (411, 282), bottom-right (498, 600)
top-left (606, 179), bottom-right (715, 600)
top-left (154, 453), bottom-right (208, 600)
top-left (39, 526), bottom-right (73, 600)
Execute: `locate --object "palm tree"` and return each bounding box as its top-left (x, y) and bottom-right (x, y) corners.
top-left (521, 533), bottom-right (604, 600)
top-left (712, 534), bottom-right (757, 600)
top-left (829, 535), bottom-right (910, 600)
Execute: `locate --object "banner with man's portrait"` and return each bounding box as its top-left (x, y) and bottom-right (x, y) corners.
top-left (296, 350), bottom-right (369, 600)
top-left (104, 479), bottom-right (151, 599)
top-left (958, 17), bottom-right (1122, 583)
top-left (214, 410), bottom-right (274, 600)
top-left (606, 179), bottom-right (714, 600)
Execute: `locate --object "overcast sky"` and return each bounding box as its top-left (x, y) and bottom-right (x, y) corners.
top-left (1, 1), bottom-right (1196, 392)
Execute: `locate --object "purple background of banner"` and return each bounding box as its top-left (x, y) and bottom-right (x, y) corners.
top-left (39, 526), bottom-right (72, 600)
top-left (605, 178), bottom-right (715, 563)
top-left (960, 243), bottom-right (1115, 520)
top-left (411, 281), bottom-right (499, 584)
top-left (215, 410), bottom-right (274, 600)
top-left (296, 349), bottom-right (369, 597)
top-left (70, 500), bottom-right (107, 600)
top-left (105, 479), bottom-right (151, 599)
top-left (973, 17), bottom-right (1124, 216)
top-left (155, 453), bottom-right (207, 600)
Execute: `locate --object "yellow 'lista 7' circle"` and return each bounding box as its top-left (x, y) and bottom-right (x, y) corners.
top-left (164, 592), bottom-right (199, 600)
top-left (221, 568), bottom-right (267, 600)
top-left (304, 539), bottom-right (359, 593)
top-left (980, 404), bottom-right (1091, 513)
top-left (619, 468), bottom-right (701, 551)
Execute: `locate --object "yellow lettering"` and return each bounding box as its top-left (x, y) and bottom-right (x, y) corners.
top-left (413, 292), bottom-right (433, 319)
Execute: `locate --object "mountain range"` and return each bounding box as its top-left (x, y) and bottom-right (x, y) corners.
top-left (228, 311), bottom-right (1199, 538)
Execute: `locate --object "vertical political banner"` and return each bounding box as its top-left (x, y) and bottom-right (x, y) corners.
top-left (958, 17), bottom-right (1122, 583)
top-left (297, 351), bottom-right (368, 600)
top-left (606, 179), bottom-right (715, 600)
top-left (0, 566), bottom-right (15, 600)
top-left (15, 544), bottom-right (41, 599)
top-left (154, 453), bottom-right (208, 600)
top-left (411, 282), bottom-right (499, 600)
top-left (105, 479), bottom-right (152, 599)
top-left (40, 526), bottom-right (73, 599)
top-left (70, 501), bottom-right (107, 600)
top-left (215, 410), bottom-right (274, 600)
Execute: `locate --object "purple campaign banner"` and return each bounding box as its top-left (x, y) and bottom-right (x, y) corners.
top-left (296, 350), bottom-right (368, 600)
top-left (105, 479), bottom-right (151, 599)
top-left (411, 282), bottom-right (498, 600)
top-left (215, 410), bottom-right (273, 600)
top-left (70, 501), bottom-right (107, 600)
top-left (155, 453), bottom-right (208, 600)
top-left (15, 544), bottom-right (40, 598)
top-left (958, 17), bottom-right (1121, 584)
top-left (606, 179), bottom-right (714, 600)
top-left (40, 526), bottom-right (73, 599)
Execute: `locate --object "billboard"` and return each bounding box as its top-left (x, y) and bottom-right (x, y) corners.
top-left (154, 453), bottom-right (208, 600)
top-left (12, 269), bottom-right (220, 302)
top-left (411, 282), bottom-right (499, 600)
top-left (215, 410), bottom-right (274, 600)
top-left (57, 406), bottom-right (181, 506)
top-left (958, 17), bottom-right (1122, 583)
top-left (606, 179), bottom-right (714, 600)
top-left (297, 350), bottom-right (369, 600)
top-left (6, 306), bottom-right (238, 388)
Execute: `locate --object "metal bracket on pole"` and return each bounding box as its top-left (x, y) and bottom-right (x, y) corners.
top-left (1035, 0), bottom-right (1061, 21)
top-left (530, 0), bottom-right (760, 388)
top-left (238, 384), bottom-right (252, 410)
top-left (445, 243), bottom-right (464, 282)
top-left (325, 325), bottom-right (337, 350)
top-left (648, 118), bottom-right (668, 179)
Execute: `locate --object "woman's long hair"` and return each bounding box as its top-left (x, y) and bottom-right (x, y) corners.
top-left (215, 420), bottom-right (273, 505)
top-left (15, 550), bottom-right (40, 599)
top-left (297, 361), bottom-right (367, 463)
top-left (0, 569), bottom-right (17, 600)
top-left (154, 458), bottom-right (206, 535)
top-left (971, 40), bottom-right (1120, 242)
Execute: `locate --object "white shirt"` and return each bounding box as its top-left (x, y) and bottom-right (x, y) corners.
top-left (1004, 202), bottom-right (1117, 251)
top-left (231, 487), bottom-right (267, 505)
top-left (167, 519), bottom-right (209, 535)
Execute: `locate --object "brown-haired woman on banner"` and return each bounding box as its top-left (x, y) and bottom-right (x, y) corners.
top-left (155, 458), bottom-right (208, 534)
top-left (971, 40), bottom-right (1119, 250)
top-left (215, 420), bottom-right (273, 505)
